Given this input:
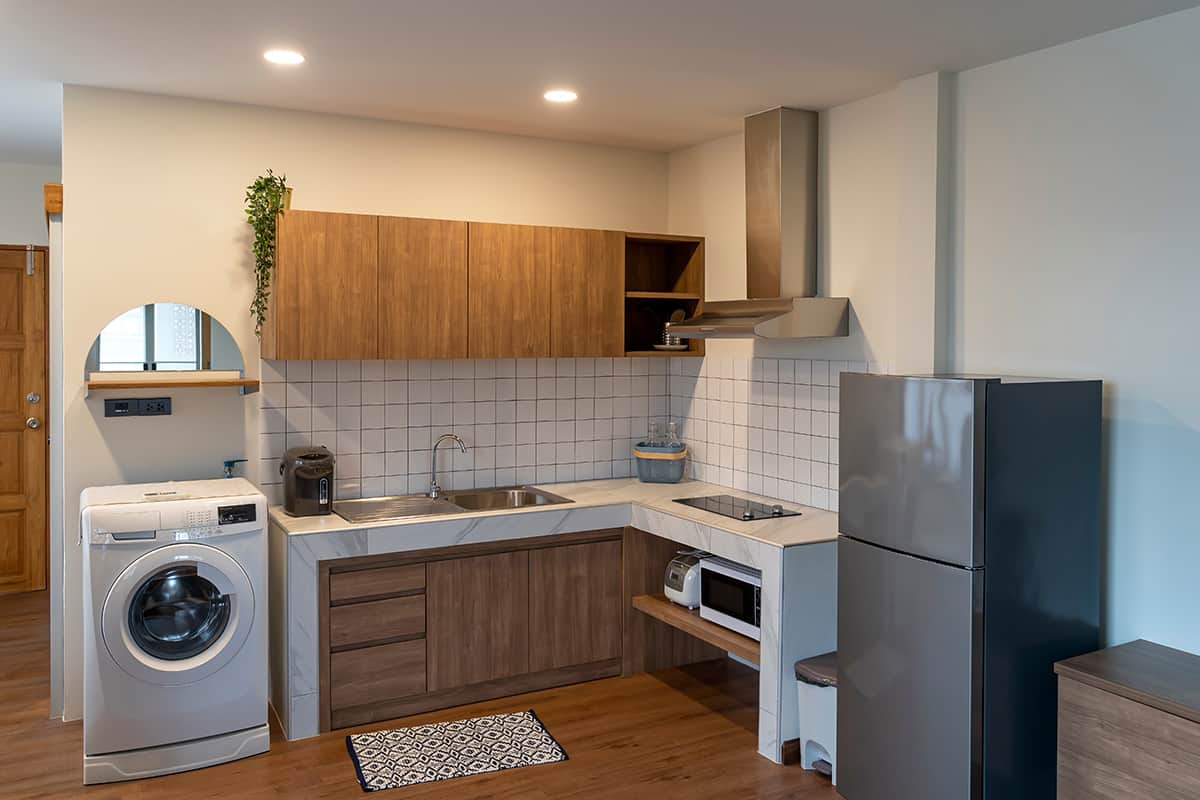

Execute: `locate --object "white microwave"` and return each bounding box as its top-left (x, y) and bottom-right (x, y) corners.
top-left (699, 557), bottom-right (761, 641)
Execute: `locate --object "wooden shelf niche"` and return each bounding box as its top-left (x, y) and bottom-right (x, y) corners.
top-left (632, 594), bottom-right (760, 666)
top-left (623, 233), bottom-right (705, 356)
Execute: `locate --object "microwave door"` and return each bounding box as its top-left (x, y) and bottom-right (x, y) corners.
top-left (700, 568), bottom-right (761, 640)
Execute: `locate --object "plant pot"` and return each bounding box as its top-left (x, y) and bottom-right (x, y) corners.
top-left (282, 187), bottom-right (293, 210)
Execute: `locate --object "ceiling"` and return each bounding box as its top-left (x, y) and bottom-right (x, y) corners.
top-left (1, 0), bottom-right (1197, 157)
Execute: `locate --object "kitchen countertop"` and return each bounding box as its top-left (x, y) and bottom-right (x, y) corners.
top-left (269, 477), bottom-right (837, 548)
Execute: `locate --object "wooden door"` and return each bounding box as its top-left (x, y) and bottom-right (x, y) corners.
top-left (0, 247), bottom-right (47, 594)
top-left (426, 550), bottom-right (529, 690)
top-left (529, 538), bottom-right (622, 672)
top-left (550, 228), bottom-right (624, 357)
top-left (379, 217), bottom-right (468, 358)
top-left (268, 211), bottom-right (379, 360)
top-left (467, 223), bottom-right (551, 358)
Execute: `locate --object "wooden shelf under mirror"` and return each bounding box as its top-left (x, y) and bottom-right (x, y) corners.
top-left (85, 373), bottom-right (260, 396)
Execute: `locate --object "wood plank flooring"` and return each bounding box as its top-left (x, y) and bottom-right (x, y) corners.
top-left (0, 590), bottom-right (840, 799)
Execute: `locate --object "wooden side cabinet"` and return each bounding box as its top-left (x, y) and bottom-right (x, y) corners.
top-left (1056, 640), bottom-right (1200, 799)
top-left (467, 222), bottom-right (552, 358)
top-left (264, 210), bottom-right (379, 360)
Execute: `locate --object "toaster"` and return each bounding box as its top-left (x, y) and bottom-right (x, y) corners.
top-left (664, 550), bottom-right (708, 609)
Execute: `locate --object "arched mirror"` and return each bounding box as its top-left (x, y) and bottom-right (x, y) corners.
top-left (85, 303), bottom-right (256, 393)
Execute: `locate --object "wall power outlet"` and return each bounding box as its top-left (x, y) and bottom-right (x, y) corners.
top-left (104, 397), bottom-right (172, 417)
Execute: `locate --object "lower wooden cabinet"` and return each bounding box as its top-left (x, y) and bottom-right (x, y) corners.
top-left (320, 530), bottom-right (626, 731)
top-left (426, 550), bottom-right (530, 691)
top-left (529, 539), bottom-right (622, 672)
top-left (330, 640), bottom-right (427, 710)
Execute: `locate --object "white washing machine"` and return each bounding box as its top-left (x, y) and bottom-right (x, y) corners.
top-left (81, 478), bottom-right (269, 784)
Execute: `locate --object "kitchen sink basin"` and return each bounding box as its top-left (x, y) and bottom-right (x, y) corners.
top-left (443, 486), bottom-right (573, 511)
top-left (334, 495), bottom-right (464, 524)
top-left (334, 486), bottom-right (573, 523)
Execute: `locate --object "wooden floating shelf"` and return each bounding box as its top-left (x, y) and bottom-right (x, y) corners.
top-left (632, 594), bottom-right (760, 666)
top-left (624, 350), bottom-right (701, 358)
top-left (86, 377), bottom-right (260, 395)
top-left (624, 291), bottom-right (702, 300)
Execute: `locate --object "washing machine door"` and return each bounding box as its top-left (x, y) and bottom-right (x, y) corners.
top-left (101, 542), bottom-right (255, 686)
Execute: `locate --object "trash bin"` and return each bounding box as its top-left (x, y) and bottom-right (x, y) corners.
top-left (795, 652), bottom-right (838, 784)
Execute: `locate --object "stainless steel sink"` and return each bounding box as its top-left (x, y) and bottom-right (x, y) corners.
top-left (334, 495), bottom-right (464, 524)
top-left (444, 486), bottom-right (573, 511)
top-left (334, 486), bottom-right (572, 523)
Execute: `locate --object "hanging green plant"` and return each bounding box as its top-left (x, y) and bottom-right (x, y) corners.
top-left (244, 170), bottom-right (291, 336)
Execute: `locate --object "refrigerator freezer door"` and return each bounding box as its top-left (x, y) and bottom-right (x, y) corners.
top-left (837, 536), bottom-right (983, 800)
top-left (839, 373), bottom-right (989, 567)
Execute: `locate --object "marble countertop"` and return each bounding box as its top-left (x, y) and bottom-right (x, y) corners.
top-left (269, 477), bottom-right (837, 548)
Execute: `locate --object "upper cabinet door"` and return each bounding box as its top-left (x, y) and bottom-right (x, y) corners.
top-left (467, 223), bottom-right (551, 358)
top-left (272, 211), bottom-right (379, 360)
top-left (379, 217), bottom-right (468, 359)
top-left (550, 228), bottom-right (624, 357)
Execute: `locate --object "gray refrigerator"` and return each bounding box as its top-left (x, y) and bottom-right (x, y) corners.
top-left (837, 374), bottom-right (1101, 800)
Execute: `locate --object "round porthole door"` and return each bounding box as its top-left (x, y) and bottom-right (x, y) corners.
top-left (101, 543), bottom-right (255, 686)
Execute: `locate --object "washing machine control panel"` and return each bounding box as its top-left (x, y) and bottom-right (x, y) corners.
top-left (218, 503), bottom-right (257, 525)
top-left (86, 494), bottom-right (267, 544)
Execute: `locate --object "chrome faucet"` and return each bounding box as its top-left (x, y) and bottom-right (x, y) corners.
top-left (429, 433), bottom-right (468, 499)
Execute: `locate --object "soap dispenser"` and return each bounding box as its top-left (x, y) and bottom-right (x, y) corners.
top-left (222, 459), bottom-right (248, 479)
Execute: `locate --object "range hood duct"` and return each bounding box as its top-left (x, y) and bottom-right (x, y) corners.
top-left (668, 107), bottom-right (850, 339)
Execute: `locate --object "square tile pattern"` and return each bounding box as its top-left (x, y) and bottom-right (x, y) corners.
top-left (258, 358), bottom-right (669, 505)
top-left (258, 356), bottom-right (879, 512)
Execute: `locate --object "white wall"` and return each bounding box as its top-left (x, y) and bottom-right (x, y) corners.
top-left (666, 74), bottom-right (949, 372)
top-left (58, 86), bottom-right (669, 718)
top-left (0, 161), bottom-right (60, 246)
top-left (954, 6), bottom-right (1200, 653)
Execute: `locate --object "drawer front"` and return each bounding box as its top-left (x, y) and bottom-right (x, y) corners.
top-left (330, 594), bottom-right (426, 649)
top-left (330, 563), bottom-right (426, 603)
top-left (331, 639), bottom-right (427, 710)
top-left (1058, 677), bottom-right (1200, 799)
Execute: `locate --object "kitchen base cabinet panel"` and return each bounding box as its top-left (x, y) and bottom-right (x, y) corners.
top-left (426, 550), bottom-right (531, 691)
top-left (330, 639), bottom-right (427, 711)
top-left (529, 539), bottom-right (623, 672)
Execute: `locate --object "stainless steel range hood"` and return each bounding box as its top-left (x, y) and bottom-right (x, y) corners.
top-left (668, 107), bottom-right (850, 339)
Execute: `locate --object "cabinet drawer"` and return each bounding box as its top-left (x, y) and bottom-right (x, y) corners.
top-left (330, 563), bottom-right (426, 603)
top-left (330, 595), bottom-right (425, 649)
top-left (331, 639), bottom-right (426, 710)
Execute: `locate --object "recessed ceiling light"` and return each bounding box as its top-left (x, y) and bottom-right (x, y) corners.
top-left (544, 89), bottom-right (578, 103)
top-left (264, 49), bottom-right (305, 66)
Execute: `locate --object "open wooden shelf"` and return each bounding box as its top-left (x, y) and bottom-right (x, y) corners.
top-left (86, 377), bottom-right (260, 395)
top-left (624, 350), bottom-right (700, 358)
top-left (632, 594), bottom-right (760, 666)
top-left (624, 291), bottom-right (702, 300)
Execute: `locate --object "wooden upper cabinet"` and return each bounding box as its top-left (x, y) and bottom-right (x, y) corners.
top-left (267, 210), bottom-right (379, 360)
top-left (379, 217), bottom-right (468, 359)
top-left (529, 539), bottom-right (623, 672)
top-left (467, 223), bottom-right (551, 358)
top-left (550, 228), bottom-right (623, 357)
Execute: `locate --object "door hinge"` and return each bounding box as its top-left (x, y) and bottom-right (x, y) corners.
top-left (25, 244), bottom-right (34, 276)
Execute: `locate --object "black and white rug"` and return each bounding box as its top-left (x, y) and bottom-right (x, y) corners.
top-left (345, 709), bottom-right (568, 792)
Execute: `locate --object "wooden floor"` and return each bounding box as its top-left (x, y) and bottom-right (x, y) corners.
top-left (0, 590), bottom-right (839, 799)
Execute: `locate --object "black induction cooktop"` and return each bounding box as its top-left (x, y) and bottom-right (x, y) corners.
top-left (673, 494), bottom-right (801, 522)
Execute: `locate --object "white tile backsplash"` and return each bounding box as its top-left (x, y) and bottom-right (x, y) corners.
top-left (257, 354), bottom-right (878, 510)
top-left (260, 358), bottom-right (669, 504)
top-left (668, 357), bottom-right (882, 512)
